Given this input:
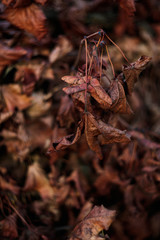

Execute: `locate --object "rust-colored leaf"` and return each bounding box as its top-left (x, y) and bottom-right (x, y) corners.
top-left (88, 78), bottom-right (112, 110)
top-left (69, 205), bottom-right (116, 240)
top-left (109, 81), bottom-right (133, 114)
top-left (3, 3), bottom-right (47, 40)
top-left (52, 120), bottom-right (84, 151)
top-left (122, 56), bottom-right (152, 95)
top-left (85, 113), bottom-right (103, 160)
top-left (0, 44), bottom-right (27, 74)
top-left (85, 113), bottom-right (130, 159)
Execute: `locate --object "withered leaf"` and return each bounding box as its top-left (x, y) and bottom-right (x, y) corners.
top-left (69, 205), bottom-right (116, 240)
top-left (49, 36), bottom-right (73, 63)
top-left (62, 76), bottom-right (112, 110)
top-left (0, 44), bottom-right (27, 74)
top-left (23, 162), bottom-right (54, 200)
top-left (3, 3), bottom-right (47, 40)
top-left (85, 113), bottom-right (103, 160)
top-left (88, 78), bottom-right (112, 110)
top-left (52, 120), bottom-right (84, 151)
top-left (85, 113), bottom-right (130, 159)
top-left (1, 84), bottom-right (32, 111)
top-left (109, 81), bottom-right (133, 114)
top-left (62, 75), bottom-right (86, 85)
top-left (122, 55), bottom-right (151, 95)
top-left (98, 118), bottom-right (130, 145)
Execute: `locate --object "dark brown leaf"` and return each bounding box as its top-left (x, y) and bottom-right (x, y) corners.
top-left (52, 120), bottom-right (84, 151)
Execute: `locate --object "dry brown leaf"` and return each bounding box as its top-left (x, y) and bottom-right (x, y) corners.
top-left (122, 55), bottom-right (152, 95)
top-left (69, 205), bottom-right (116, 240)
top-left (85, 113), bottom-right (130, 159)
top-left (52, 120), bottom-right (83, 151)
top-left (1, 84), bottom-right (32, 111)
top-left (88, 78), bottom-right (112, 110)
top-left (109, 81), bottom-right (133, 114)
top-left (27, 92), bottom-right (52, 118)
top-left (49, 36), bottom-right (73, 63)
top-left (62, 75), bottom-right (85, 85)
top-left (62, 76), bottom-right (112, 110)
top-left (85, 113), bottom-right (103, 160)
top-left (0, 44), bottom-right (27, 74)
top-left (3, 3), bottom-right (47, 40)
top-left (23, 162), bottom-right (54, 199)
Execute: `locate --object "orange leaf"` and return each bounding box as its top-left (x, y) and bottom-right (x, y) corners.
top-left (3, 3), bottom-right (47, 40)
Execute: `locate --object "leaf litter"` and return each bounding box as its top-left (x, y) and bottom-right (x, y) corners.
top-left (0, 1), bottom-right (160, 240)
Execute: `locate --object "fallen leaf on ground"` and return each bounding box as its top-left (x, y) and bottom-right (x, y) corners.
top-left (49, 36), bottom-right (73, 63)
top-left (3, 3), bottom-right (47, 40)
top-left (0, 44), bottom-right (27, 74)
top-left (23, 162), bottom-right (54, 199)
top-left (69, 205), bottom-right (116, 240)
top-left (1, 84), bottom-right (32, 111)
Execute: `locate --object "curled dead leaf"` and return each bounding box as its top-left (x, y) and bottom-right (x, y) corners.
top-left (122, 55), bottom-right (152, 95)
top-left (85, 113), bottom-right (130, 159)
top-left (69, 205), bottom-right (116, 240)
top-left (52, 120), bottom-right (84, 151)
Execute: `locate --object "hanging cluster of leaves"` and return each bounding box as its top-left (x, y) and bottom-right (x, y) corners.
top-left (52, 30), bottom-right (151, 160)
